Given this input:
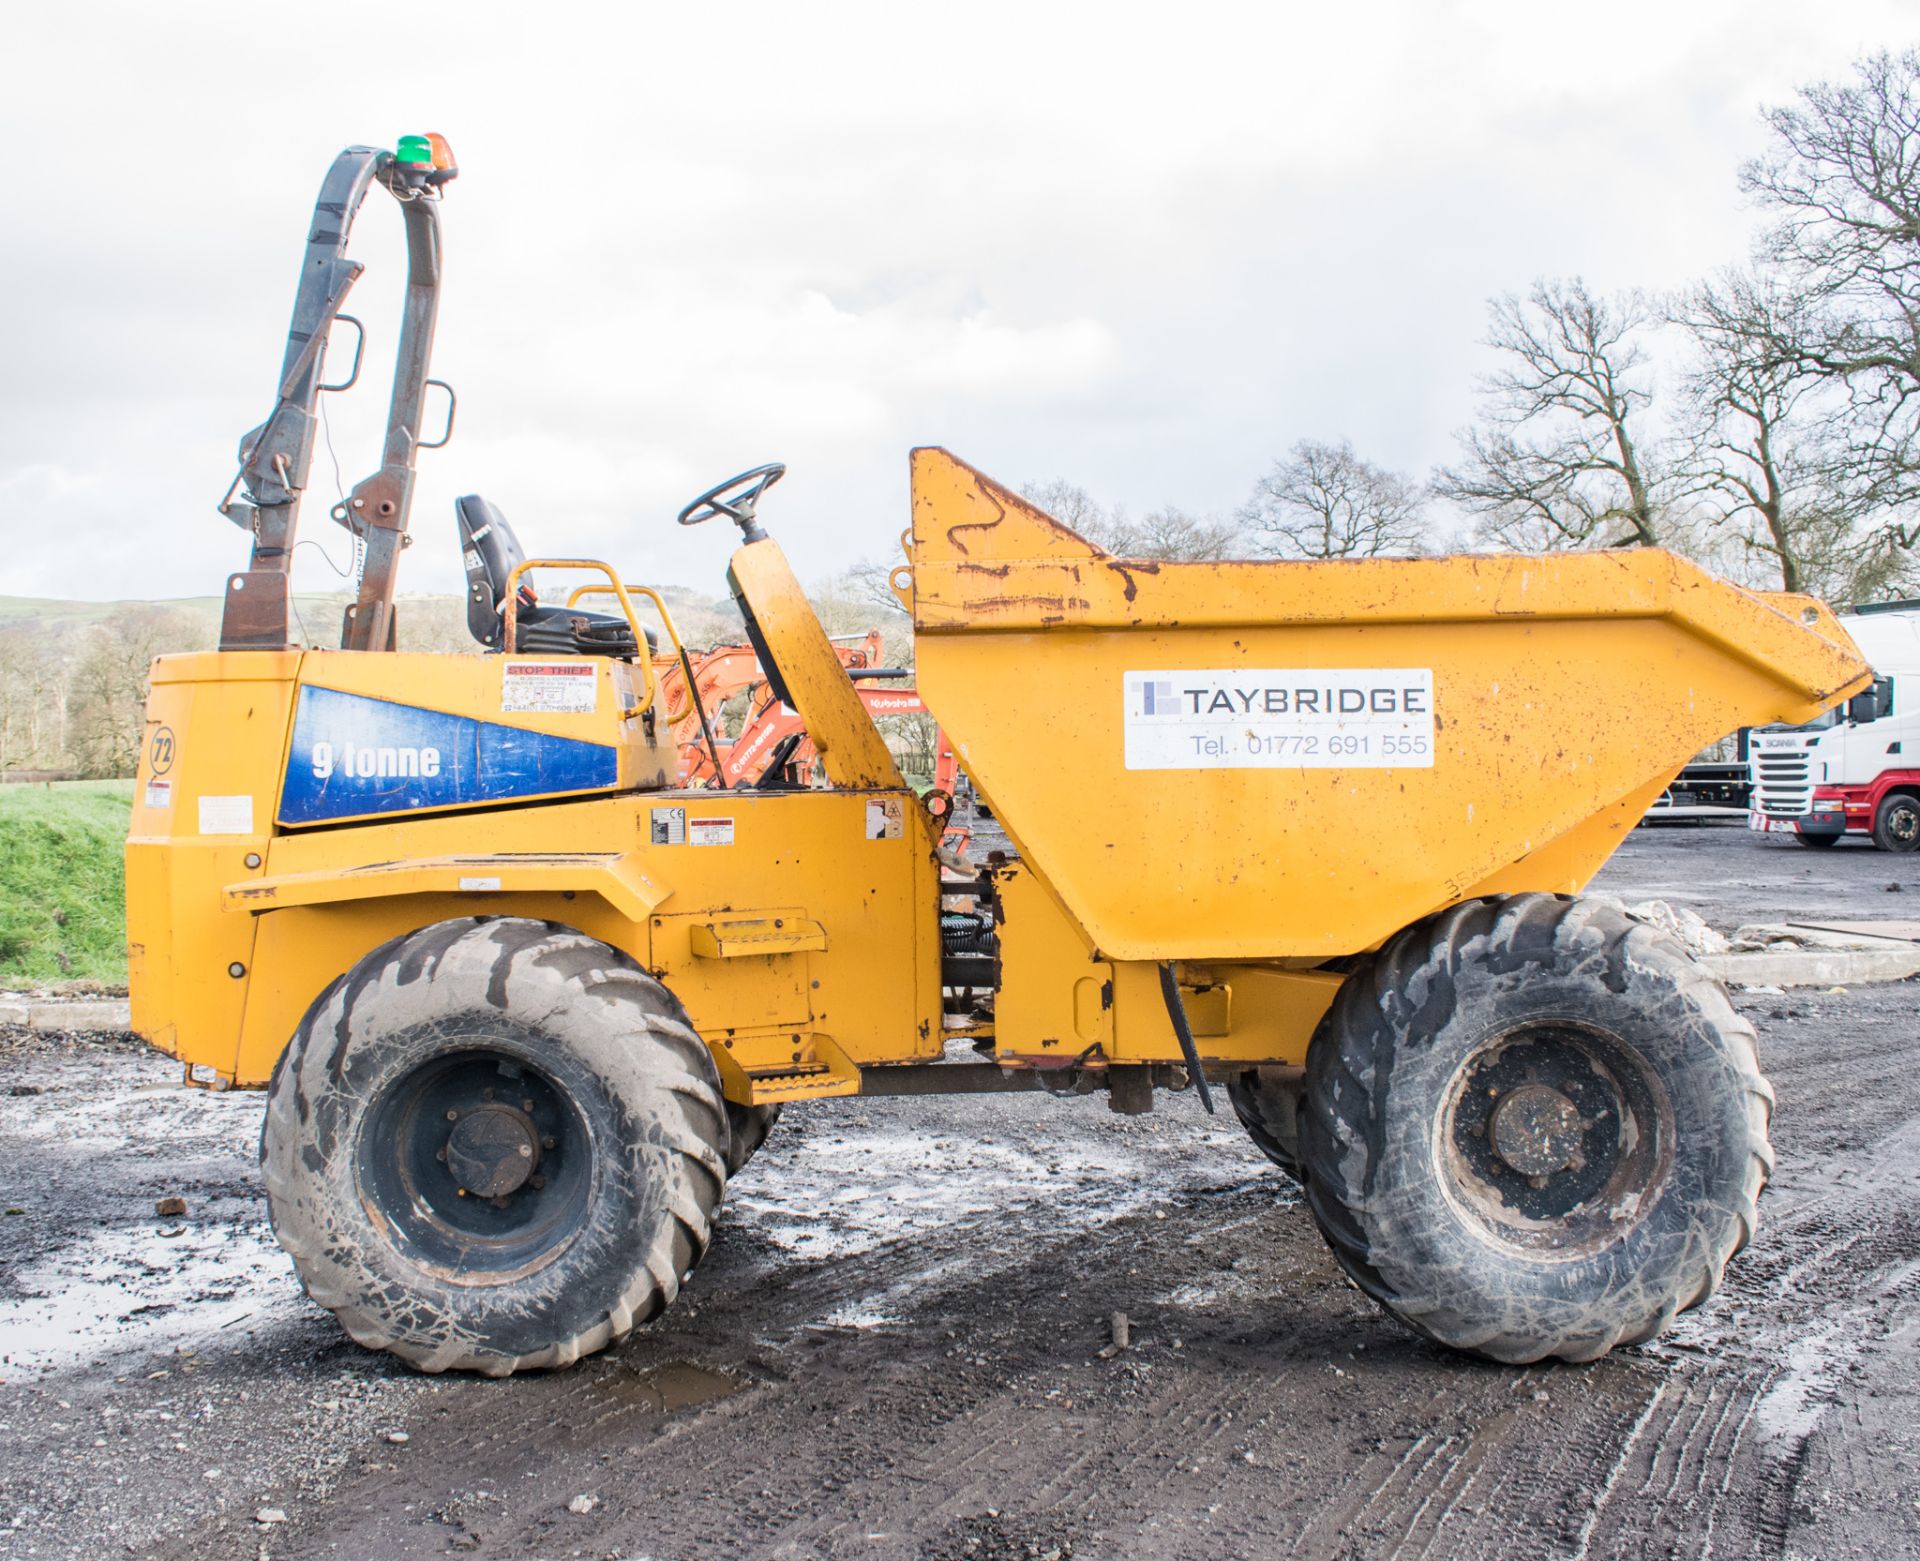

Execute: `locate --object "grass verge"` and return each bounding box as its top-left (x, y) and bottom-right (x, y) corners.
top-left (0, 781), bottom-right (132, 987)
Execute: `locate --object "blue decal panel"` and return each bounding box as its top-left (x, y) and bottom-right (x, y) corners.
top-left (280, 686), bottom-right (620, 825)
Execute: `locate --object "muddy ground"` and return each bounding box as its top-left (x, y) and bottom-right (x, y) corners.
top-left (2, 825), bottom-right (1917, 1561)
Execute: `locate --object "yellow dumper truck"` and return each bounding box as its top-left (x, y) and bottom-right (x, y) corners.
top-left (126, 139), bottom-right (1871, 1374)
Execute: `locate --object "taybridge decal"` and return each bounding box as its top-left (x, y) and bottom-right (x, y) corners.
top-left (279, 686), bottom-right (618, 823)
top-left (1123, 668), bottom-right (1435, 770)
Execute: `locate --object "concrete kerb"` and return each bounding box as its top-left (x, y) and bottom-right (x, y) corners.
top-left (4, 998), bottom-right (134, 1032)
top-left (1701, 947), bottom-right (1920, 988)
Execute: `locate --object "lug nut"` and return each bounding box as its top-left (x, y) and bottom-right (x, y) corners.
top-left (446, 1109), bottom-right (460, 1121)
top-left (530, 1175), bottom-right (546, 1190)
top-left (521, 1099), bottom-right (534, 1113)
top-left (542, 1136), bottom-right (556, 1150)
top-left (436, 1147), bottom-right (447, 1162)
top-left (517, 1144), bottom-right (532, 1158)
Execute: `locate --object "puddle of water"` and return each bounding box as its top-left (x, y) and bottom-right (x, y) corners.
top-left (722, 1129), bottom-right (1163, 1260)
top-left (612, 1360), bottom-right (740, 1414)
top-left (0, 1218), bottom-right (302, 1373)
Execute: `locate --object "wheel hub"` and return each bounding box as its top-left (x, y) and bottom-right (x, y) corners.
top-left (1488, 1083), bottom-right (1583, 1177)
top-left (445, 1103), bottom-right (540, 1198)
top-left (1444, 1021), bottom-right (1673, 1254)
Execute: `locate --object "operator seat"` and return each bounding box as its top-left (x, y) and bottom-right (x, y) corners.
top-left (455, 495), bottom-right (655, 657)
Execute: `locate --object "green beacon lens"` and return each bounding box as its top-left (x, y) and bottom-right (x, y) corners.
top-left (396, 135), bottom-right (434, 165)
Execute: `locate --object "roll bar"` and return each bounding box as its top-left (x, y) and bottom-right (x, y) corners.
top-left (217, 141), bottom-right (455, 652)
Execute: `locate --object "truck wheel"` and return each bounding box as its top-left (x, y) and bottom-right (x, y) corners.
top-left (1793, 832), bottom-right (1840, 848)
top-left (1299, 893), bottom-right (1773, 1364)
top-left (724, 1101), bottom-right (782, 1176)
top-left (1228, 1069), bottom-right (1302, 1180)
top-left (1872, 792), bottom-right (1920, 853)
top-left (262, 917), bottom-right (727, 1376)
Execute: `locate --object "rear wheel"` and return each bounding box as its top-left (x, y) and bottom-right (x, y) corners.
top-left (262, 917), bottom-right (727, 1376)
top-left (1872, 792), bottom-right (1920, 853)
top-left (724, 1100), bottom-right (782, 1177)
top-left (1300, 893), bottom-right (1773, 1364)
top-left (1228, 1069), bottom-right (1303, 1180)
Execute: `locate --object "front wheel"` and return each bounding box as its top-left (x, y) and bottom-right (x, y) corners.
top-left (1300, 894), bottom-right (1773, 1364)
top-left (262, 918), bottom-right (728, 1376)
top-left (1872, 792), bottom-right (1920, 853)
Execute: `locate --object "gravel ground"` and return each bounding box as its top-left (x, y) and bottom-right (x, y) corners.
top-left (1, 823), bottom-right (1916, 1560)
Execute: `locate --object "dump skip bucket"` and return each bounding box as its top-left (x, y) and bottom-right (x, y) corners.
top-left (905, 449), bottom-right (1871, 961)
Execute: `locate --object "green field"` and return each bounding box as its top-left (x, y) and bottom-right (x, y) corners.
top-left (0, 780), bottom-right (133, 987)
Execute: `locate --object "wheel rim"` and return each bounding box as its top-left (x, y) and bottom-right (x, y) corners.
top-left (1886, 799), bottom-right (1920, 848)
top-left (356, 1046), bottom-right (596, 1285)
top-left (1440, 1022), bottom-right (1674, 1258)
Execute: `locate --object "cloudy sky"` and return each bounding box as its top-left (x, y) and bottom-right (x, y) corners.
top-left (1, 1), bottom-right (1915, 606)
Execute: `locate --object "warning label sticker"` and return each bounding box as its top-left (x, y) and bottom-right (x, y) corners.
top-left (650, 806), bottom-right (686, 845)
top-left (143, 778), bottom-right (172, 811)
top-left (690, 816), bottom-right (735, 847)
top-left (866, 798), bottom-right (904, 840)
top-left (502, 661), bottom-right (598, 714)
top-left (1123, 669), bottom-right (1435, 770)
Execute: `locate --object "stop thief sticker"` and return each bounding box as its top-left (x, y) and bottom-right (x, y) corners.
top-left (502, 661), bottom-right (598, 714)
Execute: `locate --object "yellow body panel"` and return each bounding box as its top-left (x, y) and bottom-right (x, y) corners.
top-left (127, 652), bottom-right (300, 1062)
top-left (993, 863), bottom-right (1342, 1071)
top-left (726, 538), bottom-right (903, 790)
top-left (905, 448), bottom-right (1872, 961)
top-left (143, 788), bottom-right (941, 1092)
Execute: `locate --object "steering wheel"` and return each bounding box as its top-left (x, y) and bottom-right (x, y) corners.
top-left (677, 462), bottom-right (787, 541)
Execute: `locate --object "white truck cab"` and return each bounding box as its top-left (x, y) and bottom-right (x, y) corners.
top-left (1750, 602), bottom-right (1920, 852)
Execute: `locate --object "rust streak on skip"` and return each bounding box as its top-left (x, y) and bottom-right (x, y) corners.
top-left (945, 485), bottom-right (1007, 558)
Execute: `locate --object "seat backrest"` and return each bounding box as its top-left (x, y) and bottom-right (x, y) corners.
top-left (455, 495), bottom-right (528, 648)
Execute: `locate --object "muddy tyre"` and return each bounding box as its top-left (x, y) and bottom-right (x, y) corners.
top-left (724, 1100), bottom-right (782, 1177)
top-left (1228, 1069), bottom-right (1303, 1180)
top-left (262, 917), bottom-right (727, 1376)
top-left (1872, 791), bottom-right (1920, 853)
top-left (1300, 893), bottom-right (1773, 1364)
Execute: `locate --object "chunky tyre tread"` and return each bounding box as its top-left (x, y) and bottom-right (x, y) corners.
top-left (723, 1101), bottom-right (782, 1178)
top-left (1227, 1071), bottom-right (1303, 1180)
top-left (1299, 893), bottom-right (1774, 1364)
top-left (263, 917), bottom-right (727, 1377)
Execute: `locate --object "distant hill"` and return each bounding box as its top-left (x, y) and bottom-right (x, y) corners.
top-left (0, 584), bottom-right (746, 654)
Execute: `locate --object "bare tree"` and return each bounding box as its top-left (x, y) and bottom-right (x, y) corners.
top-left (0, 636), bottom-right (72, 772)
top-left (1240, 439), bottom-right (1429, 559)
top-left (67, 608), bottom-right (209, 778)
top-left (1740, 50), bottom-right (1920, 532)
top-left (1669, 269), bottom-right (1904, 599)
top-left (1018, 479), bottom-right (1240, 560)
top-left (808, 571), bottom-right (911, 669)
top-left (1018, 479), bottom-right (1112, 542)
top-left (1435, 279), bottom-right (1668, 550)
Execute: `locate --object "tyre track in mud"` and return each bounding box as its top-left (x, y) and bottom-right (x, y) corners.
top-left (131, 974), bottom-right (1920, 1561)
